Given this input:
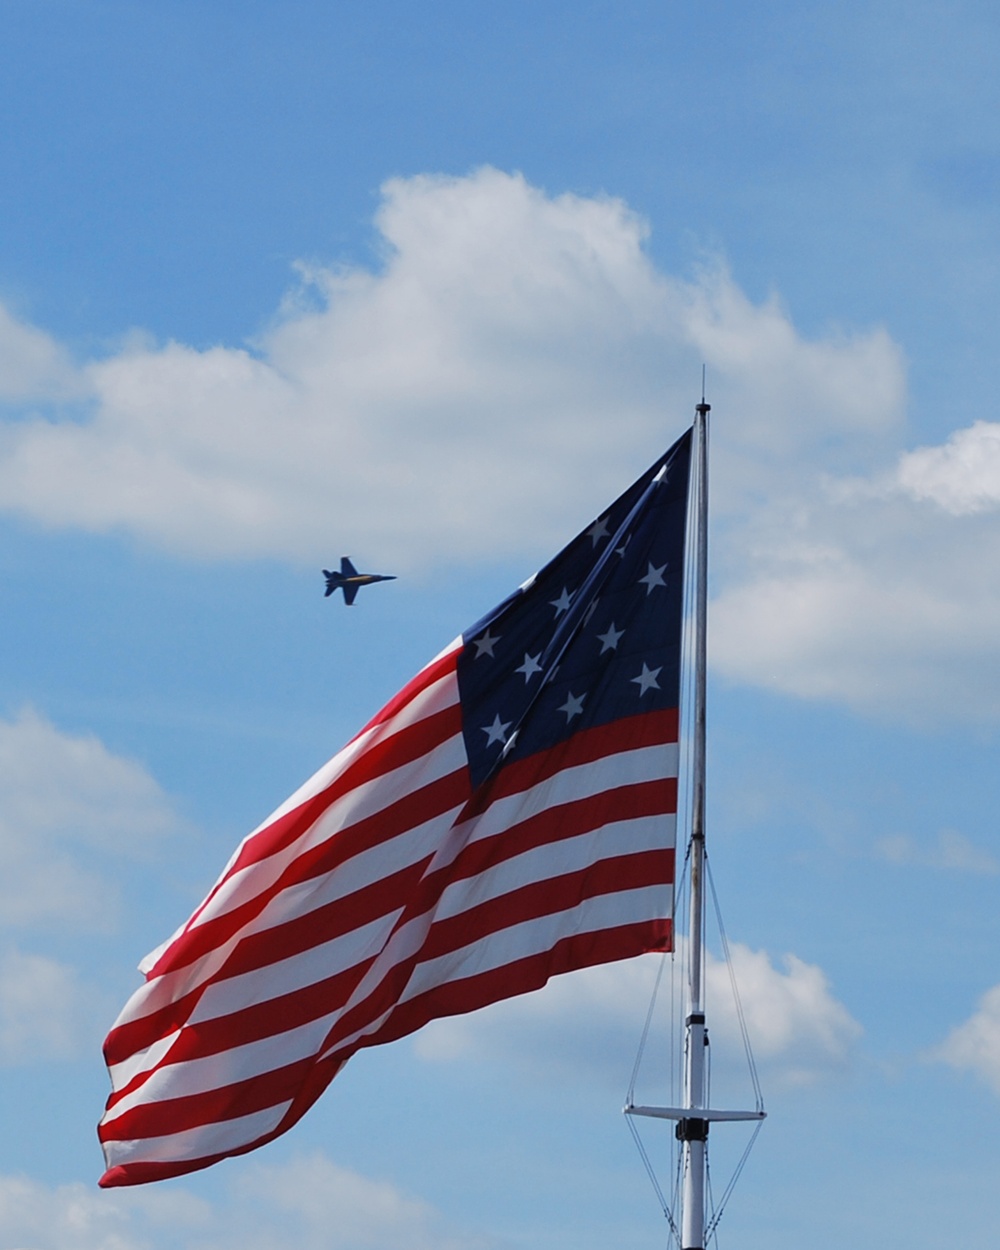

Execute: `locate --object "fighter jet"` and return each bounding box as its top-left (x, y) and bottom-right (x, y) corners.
top-left (322, 556), bottom-right (396, 605)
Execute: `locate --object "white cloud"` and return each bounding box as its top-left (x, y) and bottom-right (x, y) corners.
top-left (895, 420), bottom-right (1000, 514)
top-left (933, 985), bottom-right (1000, 1095)
top-left (0, 302), bottom-right (81, 403)
top-left (414, 943), bottom-right (861, 1087)
top-left (0, 1155), bottom-right (494, 1250)
top-left (0, 1173), bottom-right (153, 1250)
top-left (226, 1153), bottom-right (493, 1250)
top-left (0, 708), bottom-right (177, 931)
top-left (4, 166), bottom-right (1000, 723)
top-left (716, 944), bottom-right (861, 1078)
top-left (0, 167), bottom-right (902, 574)
top-left (0, 948), bottom-right (91, 1063)
top-left (709, 427), bottom-right (1000, 721)
top-left (876, 829), bottom-right (999, 873)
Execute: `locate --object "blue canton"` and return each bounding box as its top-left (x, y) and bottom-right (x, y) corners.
top-left (458, 430), bottom-right (692, 788)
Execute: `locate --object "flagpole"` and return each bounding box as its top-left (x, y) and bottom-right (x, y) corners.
top-left (678, 396), bottom-right (711, 1250)
top-left (623, 397), bottom-right (764, 1242)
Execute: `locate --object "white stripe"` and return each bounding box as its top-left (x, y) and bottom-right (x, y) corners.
top-left (103, 1008), bottom-right (338, 1123)
top-left (245, 661), bottom-right (460, 837)
top-left (113, 814), bottom-right (672, 1102)
top-left (319, 884), bottom-right (669, 1060)
top-left (243, 798), bottom-right (465, 938)
top-left (182, 810), bottom-right (670, 1027)
top-left (432, 813), bottom-right (674, 923)
top-left (107, 871), bottom-right (668, 1135)
top-left (107, 1028), bottom-right (182, 1092)
top-left (307, 767), bottom-right (675, 1040)
top-left (114, 785), bottom-right (467, 1044)
top-left (172, 795), bottom-right (469, 1026)
top-left (122, 737), bottom-right (467, 1028)
top-left (102, 1102), bottom-right (292, 1170)
top-left (452, 741), bottom-right (677, 856)
top-left (400, 884), bottom-right (669, 1003)
top-left (110, 740), bottom-right (666, 1077)
top-left (188, 727), bottom-right (466, 930)
top-left (136, 664), bottom-right (460, 974)
top-left (118, 929), bottom-right (258, 1035)
top-left (188, 914), bottom-right (398, 1025)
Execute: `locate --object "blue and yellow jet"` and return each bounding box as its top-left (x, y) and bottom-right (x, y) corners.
top-left (322, 556), bottom-right (396, 605)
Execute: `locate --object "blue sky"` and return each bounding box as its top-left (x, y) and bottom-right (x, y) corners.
top-left (2, 2), bottom-right (1000, 1246)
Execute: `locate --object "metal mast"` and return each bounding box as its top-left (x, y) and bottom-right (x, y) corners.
top-left (624, 398), bottom-right (764, 1250)
top-left (679, 397), bottom-right (711, 1250)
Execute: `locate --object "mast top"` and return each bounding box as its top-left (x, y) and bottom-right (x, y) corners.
top-left (696, 365), bottom-right (710, 416)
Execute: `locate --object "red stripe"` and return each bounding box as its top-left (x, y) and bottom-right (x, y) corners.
top-left (110, 828), bottom-right (673, 1099)
top-left (441, 777), bottom-right (676, 893)
top-left (351, 648), bottom-right (459, 741)
top-left (225, 699), bottom-right (463, 881)
top-left (106, 780), bottom-right (672, 1115)
top-left (145, 694), bottom-right (462, 979)
top-left (106, 767), bottom-right (470, 1066)
top-left (369, 919), bottom-right (672, 1049)
top-left (103, 855), bottom-right (667, 1143)
top-left (316, 851), bottom-right (671, 1061)
top-left (99, 1049), bottom-right (348, 1188)
top-left (141, 762), bottom-right (469, 986)
top-left (460, 708), bottom-right (678, 818)
top-left (101, 1052), bottom-right (317, 1143)
top-left (416, 850), bottom-right (673, 966)
top-left (99, 701), bottom-right (680, 1186)
top-left (99, 918), bottom-right (671, 1186)
top-left (107, 745), bottom-right (670, 1100)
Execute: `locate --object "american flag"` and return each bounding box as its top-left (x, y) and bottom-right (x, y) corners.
top-left (98, 428), bottom-right (692, 1187)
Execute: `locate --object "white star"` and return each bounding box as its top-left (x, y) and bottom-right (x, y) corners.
top-left (587, 516), bottom-right (610, 546)
top-left (557, 691), bottom-right (586, 722)
top-left (615, 535), bottom-right (631, 558)
top-left (516, 652), bottom-right (543, 681)
top-left (501, 729), bottom-right (520, 756)
top-left (550, 587), bottom-right (573, 616)
top-left (597, 622), bottom-right (625, 653)
top-left (631, 662), bottom-right (662, 695)
top-left (639, 562), bottom-right (667, 595)
top-left (472, 628), bottom-right (500, 658)
top-left (481, 713), bottom-right (511, 746)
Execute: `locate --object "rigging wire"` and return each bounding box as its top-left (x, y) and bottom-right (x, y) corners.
top-left (705, 1149), bottom-right (716, 1245)
top-left (671, 1149), bottom-right (684, 1249)
top-left (626, 954), bottom-right (667, 1105)
top-left (624, 1112), bottom-right (674, 1227)
top-left (624, 857), bottom-right (689, 1238)
top-left (705, 854), bottom-right (765, 1113)
top-left (704, 1118), bottom-right (765, 1241)
top-left (626, 846), bottom-right (689, 1100)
